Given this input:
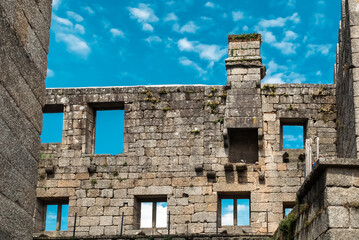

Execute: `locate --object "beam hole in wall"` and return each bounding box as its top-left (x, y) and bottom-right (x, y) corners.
top-left (228, 128), bottom-right (258, 164)
top-left (41, 105), bottom-right (64, 143)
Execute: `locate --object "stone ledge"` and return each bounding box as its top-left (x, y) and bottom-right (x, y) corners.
top-left (297, 158), bottom-right (359, 199)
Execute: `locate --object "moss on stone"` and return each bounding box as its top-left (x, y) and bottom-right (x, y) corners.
top-left (228, 33), bottom-right (261, 41)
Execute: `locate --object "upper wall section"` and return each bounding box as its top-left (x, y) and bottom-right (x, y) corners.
top-left (335, 0), bottom-right (359, 158)
top-left (0, 0), bottom-right (51, 239)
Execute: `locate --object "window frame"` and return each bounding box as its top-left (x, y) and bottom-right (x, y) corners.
top-left (280, 118), bottom-right (307, 150)
top-left (135, 196), bottom-right (167, 229)
top-left (218, 193), bottom-right (251, 227)
top-left (43, 199), bottom-right (69, 232)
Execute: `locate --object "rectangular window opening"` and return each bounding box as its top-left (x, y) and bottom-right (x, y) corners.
top-left (135, 196), bottom-right (167, 229)
top-left (283, 202), bottom-right (295, 218)
top-left (92, 103), bottom-right (124, 155)
top-left (281, 119), bottom-right (307, 149)
top-left (219, 193), bottom-right (250, 226)
top-left (228, 128), bottom-right (258, 164)
top-left (41, 105), bottom-right (64, 143)
top-left (41, 199), bottom-right (69, 231)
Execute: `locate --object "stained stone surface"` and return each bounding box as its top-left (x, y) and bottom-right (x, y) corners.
top-left (0, 1), bottom-right (51, 239)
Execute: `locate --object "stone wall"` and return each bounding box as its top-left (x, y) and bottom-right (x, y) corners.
top-left (335, 0), bottom-right (359, 158)
top-left (34, 36), bottom-right (337, 238)
top-left (0, 1), bottom-right (51, 239)
top-left (273, 159), bottom-right (359, 240)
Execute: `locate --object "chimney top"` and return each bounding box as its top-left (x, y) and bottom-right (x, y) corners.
top-left (228, 33), bottom-right (261, 43)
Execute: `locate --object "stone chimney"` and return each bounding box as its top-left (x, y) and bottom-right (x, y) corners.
top-left (224, 34), bottom-right (266, 129)
top-left (223, 34), bottom-right (266, 155)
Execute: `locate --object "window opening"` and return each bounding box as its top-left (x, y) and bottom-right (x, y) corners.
top-left (41, 105), bottom-right (64, 143)
top-left (228, 128), bottom-right (258, 164)
top-left (283, 202), bottom-right (295, 218)
top-left (94, 109), bottom-right (124, 154)
top-left (45, 202), bottom-right (68, 231)
top-left (282, 125), bottom-right (304, 149)
top-left (136, 197), bottom-right (167, 229)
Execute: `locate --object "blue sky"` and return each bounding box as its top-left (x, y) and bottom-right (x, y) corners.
top-left (46, 0), bottom-right (340, 88)
top-left (283, 125), bottom-right (304, 149)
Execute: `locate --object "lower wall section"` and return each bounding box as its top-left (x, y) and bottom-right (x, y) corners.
top-left (273, 158), bottom-right (359, 240)
top-left (33, 235), bottom-right (272, 240)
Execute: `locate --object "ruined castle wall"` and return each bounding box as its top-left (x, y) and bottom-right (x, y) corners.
top-left (335, 0), bottom-right (359, 158)
top-left (0, 1), bottom-right (51, 239)
top-left (34, 81), bottom-right (336, 237)
top-left (275, 159), bottom-right (359, 240)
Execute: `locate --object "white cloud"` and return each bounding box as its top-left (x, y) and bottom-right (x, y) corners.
top-left (196, 44), bottom-right (227, 61)
top-left (243, 25), bottom-right (249, 31)
top-left (232, 11), bottom-right (244, 21)
top-left (83, 6), bottom-right (94, 15)
top-left (66, 11), bottom-right (84, 22)
top-left (52, 0), bottom-right (61, 10)
top-left (47, 68), bottom-right (54, 78)
top-left (261, 31), bottom-right (277, 43)
top-left (284, 134), bottom-right (303, 142)
top-left (263, 71), bottom-right (305, 84)
top-left (178, 38), bottom-right (195, 51)
top-left (263, 73), bottom-right (286, 84)
top-left (129, 4), bottom-right (158, 32)
top-left (273, 41), bottom-right (298, 55)
top-left (74, 24), bottom-right (85, 34)
top-left (110, 28), bottom-right (124, 38)
top-left (52, 14), bottom-right (73, 27)
top-left (129, 4), bottom-right (159, 23)
top-left (142, 23), bottom-right (154, 31)
top-left (56, 33), bottom-right (90, 57)
top-left (258, 17), bottom-right (286, 28)
top-left (180, 21), bottom-right (200, 33)
top-left (221, 212), bottom-right (234, 226)
top-left (257, 13), bottom-right (300, 29)
top-left (263, 60), bottom-right (305, 84)
top-left (316, 70), bottom-right (322, 76)
top-left (179, 57), bottom-right (206, 75)
top-left (287, 0), bottom-right (296, 8)
top-left (306, 44), bottom-right (332, 57)
top-left (177, 38), bottom-right (226, 62)
top-left (155, 203), bottom-right (167, 228)
top-left (314, 13), bottom-right (326, 25)
top-left (164, 13), bottom-right (178, 22)
top-left (283, 30), bottom-right (298, 41)
top-left (145, 35), bottom-right (162, 43)
top-left (201, 16), bottom-right (212, 21)
top-left (140, 202), bottom-right (152, 228)
top-left (205, 2), bottom-right (215, 8)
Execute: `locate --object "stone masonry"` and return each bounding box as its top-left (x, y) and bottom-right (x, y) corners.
top-left (271, 0), bottom-right (359, 239)
top-left (34, 34), bottom-right (338, 238)
top-left (0, 1), bottom-right (51, 240)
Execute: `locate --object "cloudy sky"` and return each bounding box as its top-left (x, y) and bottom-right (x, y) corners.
top-left (46, 0), bottom-right (340, 88)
